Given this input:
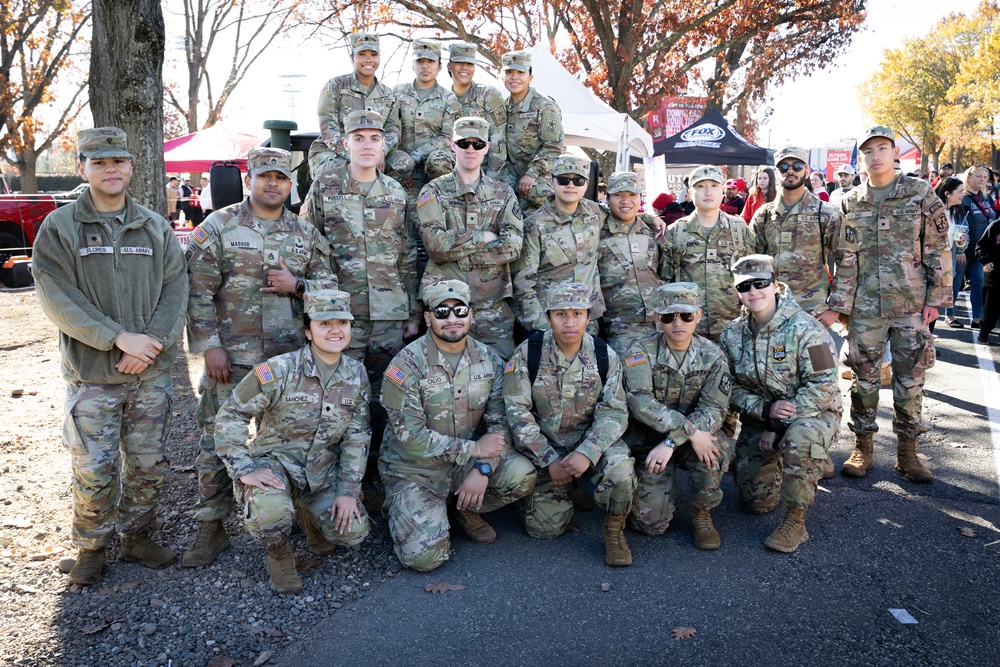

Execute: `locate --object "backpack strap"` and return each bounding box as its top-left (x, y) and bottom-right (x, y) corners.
top-left (593, 335), bottom-right (609, 386)
top-left (527, 330), bottom-right (544, 385)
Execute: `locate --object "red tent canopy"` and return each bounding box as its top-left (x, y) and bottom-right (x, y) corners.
top-left (163, 125), bottom-right (262, 173)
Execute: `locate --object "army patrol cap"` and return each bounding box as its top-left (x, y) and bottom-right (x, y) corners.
top-left (545, 282), bottom-right (592, 311)
top-left (551, 154), bottom-right (590, 177)
top-left (413, 39), bottom-right (441, 61)
top-left (656, 282), bottom-right (701, 314)
top-left (688, 165), bottom-right (725, 186)
top-left (606, 171), bottom-right (644, 195)
top-left (344, 110), bottom-right (385, 133)
top-left (453, 116), bottom-right (489, 142)
top-left (422, 280), bottom-right (472, 308)
top-left (774, 146), bottom-right (809, 165)
top-left (502, 50), bottom-right (531, 72)
top-left (835, 164), bottom-right (856, 176)
top-left (247, 147), bottom-right (293, 179)
top-left (350, 32), bottom-right (380, 54)
top-left (859, 125), bottom-right (895, 148)
top-left (448, 42), bottom-right (478, 64)
top-left (731, 254), bottom-right (775, 284)
top-left (78, 127), bottom-right (134, 160)
top-left (305, 289), bottom-right (354, 321)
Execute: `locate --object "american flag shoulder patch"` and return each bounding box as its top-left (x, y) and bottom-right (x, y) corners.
top-left (416, 190), bottom-right (435, 208)
top-left (192, 225), bottom-right (209, 244)
top-left (504, 358), bottom-right (516, 374)
top-left (255, 363), bottom-right (275, 385)
top-left (385, 365), bottom-right (408, 386)
top-left (624, 351), bottom-right (647, 367)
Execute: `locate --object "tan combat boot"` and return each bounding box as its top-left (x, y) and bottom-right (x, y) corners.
top-left (67, 548), bottom-right (106, 585)
top-left (820, 456), bottom-right (835, 479)
top-left (569, 479), bottom-right (595, 511)
top-left (449, 505), bottom-right (498, 544)
top-left (296, 502), bottom-right (337, 556)
top-left (265, 538), bottom-right (303, 594)
top-left (182, 519), bottom-right (230, 567)
top-left (841, 433), bottom-right (874, 478)
top-left (120, 531), bottom-right (177, 568)
top-left (603, 512), bottom-right (633, 566)
top-left (895, 436), bottom-right (933, 483)
top-left (764, 507), bottom-right (809, 553)
top-left (691, 508), bottom-right (721, 550)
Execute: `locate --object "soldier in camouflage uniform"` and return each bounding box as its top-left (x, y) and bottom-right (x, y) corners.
top-left (718, 255), bottom-right (842, 553)
top-left (597, 171), bottom-right (669, 355)
top-left (447, 42), bottom-right (507, 179)
top-left (839, 126), bottom-right (953, 483)
top-left (416, 116), bottom-right (523, 359)
top-left (184, 147), bottom-right (337, 567)
top-left (33, 127), bottom-right (188, 585)
top-left (380, 281), bottom-right (536, 572)
top-left (215, 290), bottom-right (371, 593)
top-left (622, 283), bottom-right (732, 550)
top-left (308, 32), bottom-right (408, 178)
top-left (512, 154), bottom-right (605, 334)
top-left (500, 50), bottom-right (565, 214)
top-left (504, 283), bottom-right (637, 566)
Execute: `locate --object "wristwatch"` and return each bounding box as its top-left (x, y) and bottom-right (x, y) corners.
top-left (662, 438), bottom-right (675, 449)
top-left (474, 461), bottom-right (493, 477)
top-left (294, 278), bottom-right (305, 295)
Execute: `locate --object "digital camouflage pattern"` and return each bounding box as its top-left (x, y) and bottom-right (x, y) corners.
top-left (451, 82), bottom-right (507, 179)
top-left (502, 87), bottom-right (564, 211)
top-left (393, 80), bottom-right (463, 187)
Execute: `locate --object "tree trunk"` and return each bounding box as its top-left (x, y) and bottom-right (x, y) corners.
top-left (16, 150), bottom-right (39, 194)
top-left (88, 0), bottom-right (167, 214)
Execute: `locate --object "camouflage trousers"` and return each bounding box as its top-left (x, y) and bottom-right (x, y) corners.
top-left (381, 448), bottom-right (536, 571)
top-left (518, 441), bottom-right (636, 539)
top-left (345, 318), bottom-right (406, 453)
top-left (846, 314), bottom-right (935, 438)
top-left (193, 365), bottom-right (251, 522)
top-left (604, 320), bottom-right (659, 356)
top-left (62, 371), bottom-right (173, 550)
top-left (734, 414), bottom-right (838, 512)
top-left (471, 300), bottom-right (516, 360)
top-left (629, 433), bottom-right (732, 536)
top-left (234, 460), bottom-right (370, 549)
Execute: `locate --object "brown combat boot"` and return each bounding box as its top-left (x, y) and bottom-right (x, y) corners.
top-left (449, 506), bottom-right (497, 544)
top-left (265, 537), bottom-right (303, 594)
top-left (841, 433), bottom-right (874, 478)
top-left (895, 436), bottom-right (933, 483)
top-left (296, 502), bottom-right (337, 556)
top-left (603, 512), bottom-right (633, 566)
top-left (120, 531), bottom-right (177, 568)
top-left (67, 548), bottom-right (106, 585)
top-left (764, 507), bottom-right (809, 553)
top-left (691, 508), bottom-right (721, 550)
top-left (820, 456), bottom-right (835, 479)
top-left (569, 479), bottom-right (595, 511)
top-left (182, 519), bottom-right (230, 567)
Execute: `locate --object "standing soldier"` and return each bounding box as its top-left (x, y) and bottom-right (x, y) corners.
top-left (183, 147), bottom-right (336, 568)
top-left (33, 127), bottom-right (188, 585)
top-left (504, 283), bottom-right (637, 567)
top-left (839, 126), bottom-right (952, 482)
top-left (622, 283), bottom-right (731, 549)
top-left (416, 116), bottom-right (523, 359)
top-left (380, 280), bottom-right (536, 572)
top-left (447, 41), bottom-right (507, 179)
top-left (214, 290), bottom-right (371, 593)
top-left (500, 50), bottom-right (564, 214)
top-left (718, 255), bottom-right (841, 553)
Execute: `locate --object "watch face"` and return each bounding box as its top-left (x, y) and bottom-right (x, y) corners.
top-left (476, 462), bottom-right (493, 475)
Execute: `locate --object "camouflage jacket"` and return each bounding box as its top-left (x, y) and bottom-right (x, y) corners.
top-left (380, 333), bottom-right (510, 498)
top-left (504, 87), bottom-right (564, 181)
top-left (748, 189), bottom-right (858, 318)
top-left (301, 164), bottom-right (418, 323)
top-left (186, 198), bottom-right (336, 366)
top-left (597, 211), bottom-right (668, 326)
top-left (416, 170), bottom-right (523, 307)
top-left (504, 332), bottom-right (628, 468)
top-left (512, 198), bottom-right (606, 331)
top-left (622, 332), bottom-right (731, 445)
top-left (453, 81), bottom-right (508, 178)
top-left (215, 346), bottom-right (371, 497)
top-left (316, 73), bottom-right (401, 159)
top-left (394, 80), bottom-right (462, 162)
top-left (660, 211), bottom-right (750, 340)
top-left (840, 175), bottom-right (953, 319)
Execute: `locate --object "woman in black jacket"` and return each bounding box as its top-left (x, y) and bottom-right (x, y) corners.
top-left (974, 215), bottom-right (1000, 344)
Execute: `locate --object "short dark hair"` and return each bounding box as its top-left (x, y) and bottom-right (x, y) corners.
top-left (942, 163), bottom-right (953, 169)
top-left (303, 313), bottom-right (312, 329)
top-left (168, 176), bottom-right (178, 182)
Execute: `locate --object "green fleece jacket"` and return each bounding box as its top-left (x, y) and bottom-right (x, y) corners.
top-left (32, 189), bottom-right (188, 384)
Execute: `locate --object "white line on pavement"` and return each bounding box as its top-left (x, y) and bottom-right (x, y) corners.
top-left (962, 293), bottom-right (1000, 500)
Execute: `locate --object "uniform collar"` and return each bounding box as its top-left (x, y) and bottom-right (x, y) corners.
top-left (423, 331), bottom-right (481, 370)
top-left (74, 189), bottom-right (142, 226)
top-left (236, 197), bottom-right (299, 232)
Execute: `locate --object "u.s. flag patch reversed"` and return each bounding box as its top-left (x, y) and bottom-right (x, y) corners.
top-left (624, 351), bottom-right (647, 367)
top-left (255, 363), bottom-right (275, 385)
top-left (416, 190), bottom-right (435, 208)
top-left (192, 225), bottom-right (209, 244)
top-left (504, 358), bottom-right (516, 374)
top-left (385, 365), bottom-right (408, 386)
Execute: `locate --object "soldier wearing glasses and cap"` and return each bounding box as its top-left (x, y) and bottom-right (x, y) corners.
top-left (447, 42), bottom-right (507, 179)
top-left (718, 255), bottom-right (842, 554)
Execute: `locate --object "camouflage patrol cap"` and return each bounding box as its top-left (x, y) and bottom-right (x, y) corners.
top-left (422, 280), bottom-right (472, 308)
top-left (551, 154), bottom-right (590, 177)
top-left (774, 146), bottom-right (809, 164)
top-left (502, 50), bottom-right (531, 72)
top-left (247, 147), bottom-right (293, 179)
top-left (78, 127), bottom-right (134, 160)
top-left (688, 165), bottom-right (725, 186)
top-left (413, 39), bottom-right (441, 61)
top-left (448, 42), bottom-right (477, 64)
top-left (731, 254), bottom-right (775, 284)
top-left (859, 125), bottom-right (895, 148)
top-left (350, 32), bottom-right (380, 54)
top-left (453, 116), bottom-right (489, 142)
top-left (344, 110), bottom-right (385, 133)
top-left (545, 282), bottom-right (592, 311)
top-left (606, 171), bottom-right (644, 195)
top-left (656, 282), bottom-right (701, 314)
top-left (305, 289), bottom-right (354, 321)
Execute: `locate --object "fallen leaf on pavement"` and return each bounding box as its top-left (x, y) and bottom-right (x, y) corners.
top-left (672, 626), bottom-right (696, 640)
top-left (424, 581), bottom-right (466, 594)
top-left (960, 527), bottom-right (977, 538)
top-left (81, 621), bottom-right (109, 635)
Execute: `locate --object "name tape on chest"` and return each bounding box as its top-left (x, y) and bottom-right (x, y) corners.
top-left (119, 247), bottom-right (153, 256)
top-left (79, 246), bottom-right (114, 256)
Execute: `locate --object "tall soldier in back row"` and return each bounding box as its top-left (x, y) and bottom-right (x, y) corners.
top-left (447, 41), bottom-right (507, 179)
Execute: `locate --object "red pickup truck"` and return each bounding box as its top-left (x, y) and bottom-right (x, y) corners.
top-left (0, 193), bottom-right (59, 263)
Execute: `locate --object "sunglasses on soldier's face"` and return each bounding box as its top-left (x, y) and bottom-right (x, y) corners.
top-left (660, 312), bottom-right (696, 324)
top-left (455, 138), bottom-right (487, 151)
top-left (555, 175), bottom-right (588, 187)
top-left (429, 305), bottom-right (471, 320)
top-left (736, 278), bottom-right (774, 293)
top-left (777, 161), bottom-right (806, 174)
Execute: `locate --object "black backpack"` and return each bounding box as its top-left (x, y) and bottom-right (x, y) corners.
top-left (526, 330), bottom-right (609, 387)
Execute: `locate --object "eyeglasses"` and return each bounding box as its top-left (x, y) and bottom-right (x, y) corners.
top-left (736, 278), bottom-right (774, 293)
top-left (429, 304), bottom-right (471, 320)
top-left (777, 161), bottom-right (806, 174)
top-left (660, 312), bottom-right (697, 324)
top-left (555, 175), bottom-right (588, 187)
top-left (455, 138), bottom-right (487, 151)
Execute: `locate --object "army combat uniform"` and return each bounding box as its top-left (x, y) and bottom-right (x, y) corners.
top-left (448, 42), bottom-right (508, 179)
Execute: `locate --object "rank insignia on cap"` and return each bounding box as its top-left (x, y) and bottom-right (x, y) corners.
top-left (504, 358), bottom-right (516, 374)
top-left (416, 190), bottom-right (435, 208)
top-left (192, 225), bottom-right (209, 243)
top-left (624, 352), bottom-right (647, 367)
top-left (255, 363), bottom-right (275, 385)
top-left (385, 365), bottom-right (408, 386)
top-left (772, 346), bottom-right (786, 362)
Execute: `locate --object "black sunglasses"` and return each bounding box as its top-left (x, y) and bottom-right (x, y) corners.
top-left (555, 175), bottom-right (588, 187)
top-left (455, 138), bottom-right (487, 151)
top-left (429, 304), bottom-right (471, 320)
top-left (777, 161), bottom-right (806, 174)
top-left (660, 312), bottom-right (697, 324)
top-left (736, 278), bottom-right (774, 293)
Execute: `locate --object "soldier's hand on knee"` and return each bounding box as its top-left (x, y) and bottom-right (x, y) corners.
top-left (547, 458), bottom-right (572, 486)
top-left (204, 348), bottom-right (232, 383)
top-left (116, 353), bottom-right (151, 375)
top-left (114, 332), bottom-right (163, 364)
top-left (455, 471), bottom-right (489, 511)
top-left (239, 468), bottom-right (285, 491)
top-left (769, 400), bottom-right (796, 420)
top-left (474, 433), bottom-right (505, 459)
top-left (561, 451), bottom-right (590, 478)
top-left (644, 443), bottom-right (675, 474)
top-left (759, 431), bottom-right (778, 452)
top-left (331, 496), bottom-right (362, 534)
top-left (689, 430), bottom-right (721, 468)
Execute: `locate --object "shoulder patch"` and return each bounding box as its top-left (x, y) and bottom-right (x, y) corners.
top-left (844, 225), bottom-right (857, 244)
top-left (504, 358), bottom-right (516, 374)
top-left (192, 225), bottom-right (209, 244)
top-left (719, 372), bottom-right (731, 395)
top-left (624, 351), bottom-right (648, 367)
top-left (771, 345), bottom-right (786, 362)
top-left (416, 190), bottom-right (435, 208)
top-left (807, 344), bottom-right (836, 372)
top-left (255, 363), bottom-right (275, 385)
top-left (385, 365), bottom-right (408, 386)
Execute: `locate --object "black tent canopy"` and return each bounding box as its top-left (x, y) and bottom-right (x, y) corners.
top-left (653, 109), bottom-right (773, 165)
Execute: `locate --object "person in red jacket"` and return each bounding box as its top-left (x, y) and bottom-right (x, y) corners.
top-left (721, 179), bottom-right (746, 215)
top-left (651, 192), bottom-right (686, 226)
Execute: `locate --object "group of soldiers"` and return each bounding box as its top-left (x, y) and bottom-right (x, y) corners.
top-left (31, 32), bottom-right (953, 595)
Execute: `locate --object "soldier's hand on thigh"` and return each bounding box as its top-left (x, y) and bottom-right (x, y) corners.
top-left (689, 430), bottom-right (722, 468)
top-left (645, 443), bottom-right (675, 474)
top-left (331, 496), bottom-right (363, 534)
top-left (561, 451), bottom-right (590, 478)
top-left (547, 458), bottom-right (573, 486)
top-left (759, 431), bottom-right (778, 452)
top-left (475, 433), bottom-right (505, 459)
top-left (204, 348), bottom-right (232, 383)
top-left (239, 468), bottom-right (285, 490)
top-left (455, 471), bottom-right (488, 511)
